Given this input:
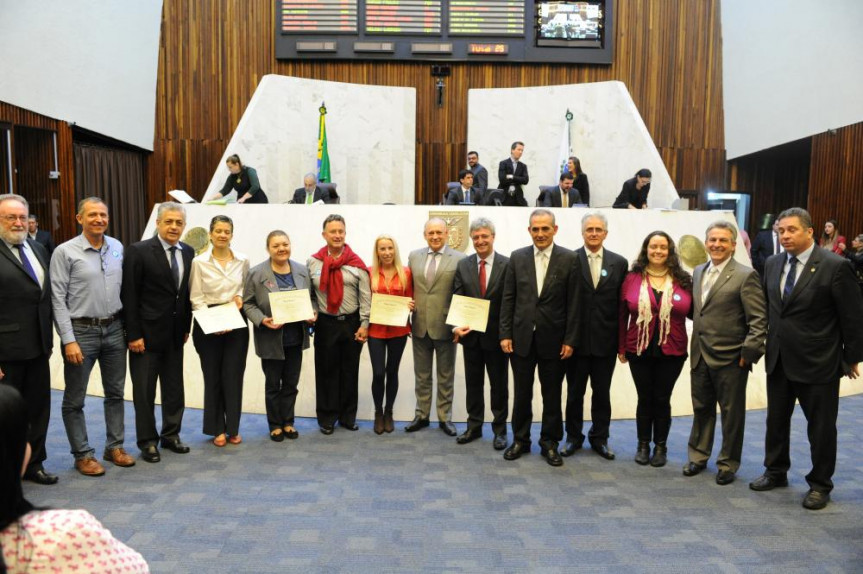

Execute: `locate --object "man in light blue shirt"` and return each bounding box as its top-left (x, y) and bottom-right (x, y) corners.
top-left (51, 197), bottom-right (134, 477)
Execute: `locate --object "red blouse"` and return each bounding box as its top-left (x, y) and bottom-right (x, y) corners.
top-left (368, 267), bottom-right (413, 339)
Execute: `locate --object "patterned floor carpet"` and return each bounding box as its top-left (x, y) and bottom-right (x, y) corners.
top-left (23, 390), bottom-right (863, 573)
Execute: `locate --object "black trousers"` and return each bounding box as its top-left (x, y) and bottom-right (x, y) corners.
top-left (314, 312), bottom-right (362, 427)
top-left (262, 345), bottom-right (303, 430)
top-left (0, 355), bottom-right (51, 472)
top-left (367, 335), bottom-right (408, 412)
top-left (510, 337), bottom-right (566, 447)
top-left (627, 353), bottom-right (686, 444)
top-left (192, 322), bottom-right (249, 436)
top-left (129, 344), bottom-right (186, 449)
top-left (463, 343), bottom-right (509, 437)
top-left (764, 358), bottom-right (840, 493)
top-left (564, 354), bottom-right (617, 445)
top-left (245, 190), bottom-right (269, 204)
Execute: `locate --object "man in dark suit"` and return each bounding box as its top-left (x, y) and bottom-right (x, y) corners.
top-left (497, 141), bottom-right (529, 207)
top-left (561, 213), bottom-right (627, 460)
top-left (28, 213), bottom-right (56, 255)
top-left (750, 218), bottom-right (781, 276)
top-left (452, 217), bottom-right (510, 450)
top-left (749, 207), bottom-right (863, 510)
top-left (542, 172), bottom-right (582, 209)
top-left (500, 209), bottom-right (580, 466)
top-left (467, 151), bottom-right (488, 195)
top-left (684, 221), bottom-right (767, 485)
top-left (292, 173), bottom-right (335, 205)
top-left (446, 169), bottom-right (483, 205)
top-left (121, 202), bottom-right (194, 463)
top-left (0, 194), bottom-right (57, 485)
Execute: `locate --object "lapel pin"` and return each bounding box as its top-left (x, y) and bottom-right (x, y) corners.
top-left (601, 269), bottom-right (608, 277)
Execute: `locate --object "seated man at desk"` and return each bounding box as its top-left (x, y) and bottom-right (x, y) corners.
top-left (446, 169), bottom-right (482, 205)
top-left (542, 172), bottom-right (582, 208)
top-left (292, 173), bottom-right (336, 205)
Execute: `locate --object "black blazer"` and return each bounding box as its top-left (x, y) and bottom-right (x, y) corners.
top-left (121, 236), bottom-right (194, 353)
top-left (452, 252), bottom-right (509, 350)
top-left (750, 229), bottom-right (779, 276)
top-left (573, 247), bottom-right (628, 357)
top-left (0, 239), bottom-right (52, 361)
top-left (542, 187), bottom-right (583, 208)
top-left (470, 164), bottom-right (488, 194)
top-left (497, 159), bottom-right (529, 206)
top-left (33, 230), bottom-right (55, 255)
top-left (446, 187), bottom-right (483, 206)
top-left (612, 177), bottom-right (650, 209)
top-left (292, 186), bottom-right (335, 204)
top-left (763, 246), bottom-right (863, 383)
top-left (500, 244), bottom-right (580, 359)
top-left (573, 173), bottom-right (590, 207)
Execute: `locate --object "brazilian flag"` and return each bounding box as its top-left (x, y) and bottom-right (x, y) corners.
top-left (317, 103), bottom-right (331, 183)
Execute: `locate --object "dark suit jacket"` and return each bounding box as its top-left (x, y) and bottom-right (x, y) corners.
top-left (0, 239), bottom-right (52, 361)
top-left (612, 177), bottom-right (650, 209)
top-left (497, 158), bottom-right (529, 206)
top-left (470, 164), bottom-right (488, 194)
top-left (750, 229), bottom-right (779, 276)
top-left (292, 186), bottom-right (333, 204)
top-left (574, 247), bottom-right (627, 357)
top-left (32, 230), bottom-right (55, 255)
top-left (500, 244), bottom-right (580, 359)
top-left (121, 236), bottom-right (194, 353)
top-left (763, 246), bottom-right (863, 383)
top-left (446, 187), bottom-right (483, 205)
top-left (691, 258), bottom-right (767, 369)
top-left (542, 187), bottom-right (583, 208)
top-left (452, 252), bottom-right (509, 350)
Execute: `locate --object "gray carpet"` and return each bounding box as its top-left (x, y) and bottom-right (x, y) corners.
top-left (25, 390), bottom-right (863, 573)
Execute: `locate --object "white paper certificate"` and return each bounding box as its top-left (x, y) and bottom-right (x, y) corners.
top-left (193, 302), bottom-right (247, 335)
top-left (269, 289), bottom-right (315, 324)
top-left (369, 293), bottom-right (412, 327)
top-left (445, 294), bottom-right (490, 333)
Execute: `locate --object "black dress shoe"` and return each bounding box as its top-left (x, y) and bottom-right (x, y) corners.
top-left (559, 440), bottom-right (582, 457)
top-left (802, 489), bottom-right (830, 510)
top-left (141, 446), bottom-right (161, 463)
top-left (456, 429), bottom-right (482, 444)
top-left (160, 439), bottom-right (190, 454)
top-left (715, 470), bottom-right (736, 485)
top-left (590, 442), bottom-right (616, 460)
top-left (749, 474), bottom-right (788, 491)
top-left (319, 425), bottom-right (335, 435)
top-left (23, 469), bottom-right (59, 485)
top-left (439, 421), bottom-right (457, 436)
top-left (339, 421), bottom-right (359, 431)
top-left (682, 462), bottom-right (706, 477)
top-left (404, 416), bottom-right (430, 432)
top-left (503, 442), bottom-right (529, 461)
top-left (540, 445), bottom-right (564, 467)
top-left (493, 434), bottom-right (507, 451)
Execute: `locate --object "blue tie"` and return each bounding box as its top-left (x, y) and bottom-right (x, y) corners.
top-left (783, 256), bottom-right (798, 301)
top-left (13, 244), bottom-right (39, 285)
top-left (170, 246), bottom-right (180, 289)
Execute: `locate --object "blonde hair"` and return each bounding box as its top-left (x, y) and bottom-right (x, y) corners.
top-left (370, 235), bottom-right (407, 291)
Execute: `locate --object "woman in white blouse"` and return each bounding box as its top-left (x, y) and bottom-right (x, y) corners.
top-left (189, 215), bottom-right (250, 447)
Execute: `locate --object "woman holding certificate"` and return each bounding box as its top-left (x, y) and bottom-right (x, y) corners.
top-left (368, 235), bottom-right (414, 434)
top-left (243, 230), bottom-right (312, 442)
top-left (190, 215), bottom-right (250, 447)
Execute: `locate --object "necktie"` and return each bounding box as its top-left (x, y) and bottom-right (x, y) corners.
top-left (536, 251), bottom-right (548, 294)
top-left (306, 192), bottom-right (313, 205)
top-left (783, 256), bottom-right (798, 300)
top-left (702, 266), bottom-right (718, 303)
top-left (562, 190), bottom-right (568, 208)
top-left (426, 252), bottom-right (438, 285)
top-left (13, 244), bottom-right (39, 284)
top-left (589, 253), bottom-right (600, 288)
top-left (479, 259), bottom-right (487, 297)
top-left (170, 246), bottom-right (180, 289)
top-left (465, 189), bottom-right (470, 203)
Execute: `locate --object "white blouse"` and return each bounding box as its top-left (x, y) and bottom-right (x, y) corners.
top-left (189, 248), bottom-right (250, 311)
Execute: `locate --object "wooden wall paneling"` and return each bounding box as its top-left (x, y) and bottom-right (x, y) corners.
top-left (809, 122), bottom-right (863, 238)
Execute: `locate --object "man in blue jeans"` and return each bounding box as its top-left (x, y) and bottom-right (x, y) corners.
top-left (51, 197), bottom-right (135, 476)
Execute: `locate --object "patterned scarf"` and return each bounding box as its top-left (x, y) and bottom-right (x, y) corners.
top-left (635, 273), bottom-right (673, 356)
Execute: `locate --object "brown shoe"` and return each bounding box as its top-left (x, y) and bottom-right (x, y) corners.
top-left (103, 447), bottom-right (136, 467)
top-left (75, 457), bottom-right (106, 477)
top-left (374, 411), bottom-right (384, 435)
top-left (383, 410), bottom-right (394, 433)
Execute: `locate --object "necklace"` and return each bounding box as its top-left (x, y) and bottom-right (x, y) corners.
top-left (645, 267), bottom-right (668, 277)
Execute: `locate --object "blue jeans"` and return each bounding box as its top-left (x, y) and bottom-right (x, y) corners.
top-left (61, 320), bottom-right (127, 459)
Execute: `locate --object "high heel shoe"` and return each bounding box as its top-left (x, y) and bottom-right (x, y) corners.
top-left (383, 410), bottom-right (394, 433)
top-left (374, 411), bottom-right (384, 435)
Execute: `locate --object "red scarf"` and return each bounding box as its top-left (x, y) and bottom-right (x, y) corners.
top-left (311, 244), bottom-right (367, 314)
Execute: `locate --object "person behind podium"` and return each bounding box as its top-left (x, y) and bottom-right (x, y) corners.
top-left (189, 215), bottom-right (250, 447)
top-left (367, 235), bottom-right (414, 434)
top-left (497, 141), bottom-right (529, 206)
top-left (243, 230), bottom-right (312, 442)
top-left (292, 173), bottom-right (335, 205)
top-left (308, 215), bottom-right (371, 435)
top-left (542, 172), bottom-right (582, 208)
top-left (613, 169), bottom-right (652, 209)
top-left (212, 154), bottom-right (268, 204)
top-left (446, 169), bottom-right (482, 205)
top-left (564, 156), bottom-right (590, 207)
top-left (467, 151), bottom-right (488, 194)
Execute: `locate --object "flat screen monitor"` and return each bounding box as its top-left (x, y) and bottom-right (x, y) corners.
top-left (536, 1), bottom-right (604, 48)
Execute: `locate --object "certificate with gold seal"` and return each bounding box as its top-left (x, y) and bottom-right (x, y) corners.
top-left (445, 294), bottom-right (490, 333)
top-left (369, 293), bottom-right (411, 327)
top-left (269, 289), bottom-right (315, 324)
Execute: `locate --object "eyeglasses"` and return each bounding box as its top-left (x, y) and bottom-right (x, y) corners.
top-left (1, 215), bottom-right (28, 223)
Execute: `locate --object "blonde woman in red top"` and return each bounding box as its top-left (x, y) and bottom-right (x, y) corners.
top-left (367, 235), bottom-right (415, 434)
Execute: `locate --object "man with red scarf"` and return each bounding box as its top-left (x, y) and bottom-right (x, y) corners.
top-left (308, 214), bottom-right (371, 434)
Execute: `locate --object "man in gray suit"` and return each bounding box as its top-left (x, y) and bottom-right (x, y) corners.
top-left (684, 220), bottom-right (767, 485)
top-left (406, 218), bottom-right (465, 435)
